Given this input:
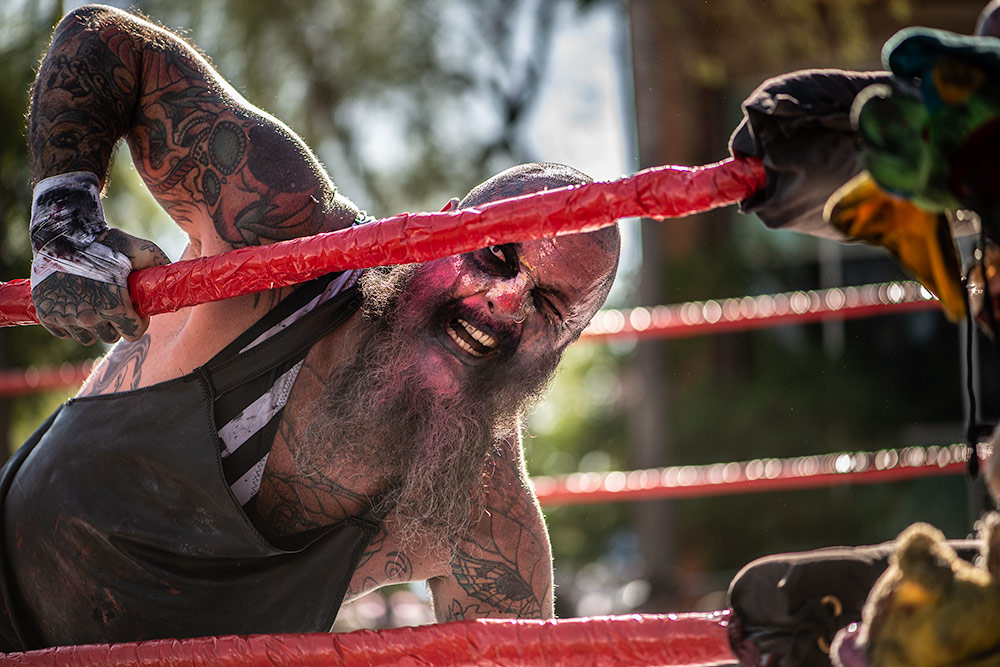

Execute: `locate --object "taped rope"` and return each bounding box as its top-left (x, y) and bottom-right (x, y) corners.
top-left (0, 158), bottom-right (764, 327)
top-left (0, 613), bottom-right (734, 667)
top-left (582, 280), bottom-right (939, 341)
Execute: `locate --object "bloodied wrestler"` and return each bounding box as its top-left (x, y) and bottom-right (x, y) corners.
top-left (0, 4), bottom-right (620, 650)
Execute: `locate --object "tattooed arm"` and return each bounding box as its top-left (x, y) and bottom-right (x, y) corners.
top-left (28, 5), bottom-right (361, 341)
top-left (428, 433), bottom-right (555, 621)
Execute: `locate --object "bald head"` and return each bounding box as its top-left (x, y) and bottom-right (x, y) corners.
top-left (460, 162), bottom-right (590, 206)
top-left (459, 162), bottom-right (621, 317)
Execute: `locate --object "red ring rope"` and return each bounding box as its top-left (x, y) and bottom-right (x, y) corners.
top-left (533, 443), bottom-right (982, 507)
top-left (0, 280), bottom-right (939, 397)
top-left (0, 361), bottom-right (94, 397)
top-left (0, 157), bottom-right (764, 327)
top-left (0, 613), bottom-right (734, 667)
top-left (583, 281), bottom-right (940, 341)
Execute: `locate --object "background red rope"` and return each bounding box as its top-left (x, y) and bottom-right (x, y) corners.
top-left (0, 158), bottom-right (764, 327)
top-left (0, 280), bottom-right (939, 396)
top-left (0, 361), bottom-right (94, 397)
top-left (532, 443), bottom-right (979, 506)
top-left (584, 281), bottom-right (939, 341)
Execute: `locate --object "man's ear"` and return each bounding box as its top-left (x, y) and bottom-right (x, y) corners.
top-left (441, 197), bottom-right (460, 212)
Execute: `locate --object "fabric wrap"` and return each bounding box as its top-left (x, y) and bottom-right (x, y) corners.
top-left (726, 539), bottom-right (980, 667)
top-left (0, 283), bottom-right (372, 651)
top-left (730, 69), bottom-right (894, 239)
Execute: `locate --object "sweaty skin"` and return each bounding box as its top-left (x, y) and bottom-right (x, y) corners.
top-left (29, 5), bottom-right (618, 624)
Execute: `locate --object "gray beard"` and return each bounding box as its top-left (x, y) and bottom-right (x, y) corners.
top-left (303, 265), bottom-right (560, 552)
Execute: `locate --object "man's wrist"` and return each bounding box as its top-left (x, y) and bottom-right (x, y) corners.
top-left (29, 171), bottom-right (132, 288)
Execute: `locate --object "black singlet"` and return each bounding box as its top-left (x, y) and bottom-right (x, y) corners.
top-left (0, 275), bottom-right (378, 651)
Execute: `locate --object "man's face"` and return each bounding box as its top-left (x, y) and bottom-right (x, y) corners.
top-left (394, 233), bottom-right (617, 395)
top-left (312, 231), bottom-right (615, 547)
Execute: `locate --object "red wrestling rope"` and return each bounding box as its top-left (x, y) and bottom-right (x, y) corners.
top-left (0, 280), bottom-right (940, 397)
top-left (533, 443), bottom-right (983, 507)
top-left (0, 157), bottom-right (764, 326)
top-left (581, 280), bottom-right (940, 341)
top-left (0, 613), bottom-right (734, 667)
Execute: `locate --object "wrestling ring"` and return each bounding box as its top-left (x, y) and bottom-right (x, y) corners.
top-left (0, 157), bottom-right (988, 665)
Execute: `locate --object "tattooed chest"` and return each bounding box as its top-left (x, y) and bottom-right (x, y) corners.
top-left (249, 424), bottom-right (391, 542)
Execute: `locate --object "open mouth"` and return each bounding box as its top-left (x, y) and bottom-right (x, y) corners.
top-left (446, 317), bottom-right (499, 358)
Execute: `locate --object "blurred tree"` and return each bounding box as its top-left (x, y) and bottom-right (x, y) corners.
top-left (619, 0), bottom-right (994, 614)
top-left (0, 0), bottom-right (97, 458)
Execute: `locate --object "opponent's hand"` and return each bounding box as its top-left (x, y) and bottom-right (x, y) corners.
top-left (729, 69), bottom-right (893, 239)
top-left (29, 172), bottom-right (169, 345)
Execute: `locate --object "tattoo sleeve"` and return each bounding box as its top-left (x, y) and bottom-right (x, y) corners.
top-left (30, 6), bottom-right (358, 249)
top-left (430, 436), bottom-right (555, 621)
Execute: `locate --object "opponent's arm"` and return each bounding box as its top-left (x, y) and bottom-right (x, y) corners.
top-left (29, 5), bottom-right (361, 341)
top-left (428, 433), bottom-right (555, 621)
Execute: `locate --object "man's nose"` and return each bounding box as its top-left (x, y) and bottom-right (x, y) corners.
top-left (486, 280), bottom-right (532, 323)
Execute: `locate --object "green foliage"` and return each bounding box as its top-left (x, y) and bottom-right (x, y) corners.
top-left (680, 477), bottom-right (969, 574)
top-left (526, 343), bottom-right (633, 568)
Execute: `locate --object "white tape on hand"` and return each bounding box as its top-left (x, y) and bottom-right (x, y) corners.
top-left (29, 171), bottom-right (132, 288)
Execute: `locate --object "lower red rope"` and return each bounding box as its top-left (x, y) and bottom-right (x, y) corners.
top-left (0, 158), bottom-right (764, 327)
top-left (0, 613), bottom-right (734, 667)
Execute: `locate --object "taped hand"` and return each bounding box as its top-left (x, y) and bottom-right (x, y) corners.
top-left (29, 172), bottom-right (169, 345)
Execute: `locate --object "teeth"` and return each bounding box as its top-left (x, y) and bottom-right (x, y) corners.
top-left (446, 318), bottom-right (498, 358)
top-left (448, 327), bottom-right (480, 356)
top-left (457, 318), bottom-right (497, 349)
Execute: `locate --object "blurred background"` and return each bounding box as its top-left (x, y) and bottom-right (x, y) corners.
top-left (1, 0), bottom-right (998, 631)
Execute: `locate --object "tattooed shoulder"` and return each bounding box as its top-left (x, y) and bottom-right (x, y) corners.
top-left (449, 546), bottom-right (543, 618)
top-left (424, 445), bottom-right (554, 621)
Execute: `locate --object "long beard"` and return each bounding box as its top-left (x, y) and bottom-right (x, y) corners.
top-left (304, 265), bottom-right (560, 552)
